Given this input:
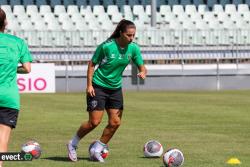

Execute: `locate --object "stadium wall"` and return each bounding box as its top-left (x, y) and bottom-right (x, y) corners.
top-left (55, 64), bottom-right (250, 92)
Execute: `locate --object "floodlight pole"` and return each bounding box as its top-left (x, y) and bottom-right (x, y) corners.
top-left (151, 0), bottom-right (157, 27)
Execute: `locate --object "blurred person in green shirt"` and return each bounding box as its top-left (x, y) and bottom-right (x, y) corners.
top-left (67, 19), bottom-right (147, 162)
top-left (0, 8), bottom-right (32, 167)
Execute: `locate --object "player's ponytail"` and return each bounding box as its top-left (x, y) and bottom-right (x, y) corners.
top-left (109, 19), bottom-right (136, 39)
top-left (0, 8), bottom-right (6, 31)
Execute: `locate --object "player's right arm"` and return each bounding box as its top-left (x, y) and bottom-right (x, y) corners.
top-left (86, 61), bottom-right (95, 97)
top-left (86, 44), bottom-right (105, 97)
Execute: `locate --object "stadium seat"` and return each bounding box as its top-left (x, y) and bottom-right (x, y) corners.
top-left (185, 5), bottom-right (197, 15)
top-left (147, 27), bottom-right (163, 46)
top-left (203, 12), bottom-right (216, 23)
top-left (10, 0), bottom-right (21, 6)
top-left (43, 13), bottom-right (57, 24)
top-left (34, 21), bottom-right (47, 30)
top-left (67, 5), bottom-right (79, 15)
top-left (26, 5), bottom-right (39, 15)
top-left (0, 5), bottom-right (12, 14)
top-left (100, 19), bottom-right (114, 30)
top-left (36, 0), bottom-right (47, 6)
top-left (62, 20), bottom-right (76, 31)
top-left (163, 12), bottom-right (176, 23)
top-left (71, 13), bottom-right (85, 24)
top-left (172, 5), bottom-right (185, 15)
top-left (23, 0), bottom-right (34, 6)
top-left (237, 4), bottom-right (249, 14)
top-left (230, 12), bottom-right (242, 22)
top-left (6, 20), bottom-right (20, 31)
top-left (80, 5), bottom-right (92, 16)
top-left (107, 5), bottom-right (120, 16)
top-left (133, 5), bottom-right (145, 16)
top-left (93, 5), bottom-right (105, 17)
top-left (225, 4), bottom-right (237, 14)
top-left (177, 13), bottom-right (189, 23)
top-left (67, 31), bottom-right (83, 46)
top-left (58, 13), bottom-right (71, 23)
top-left (198, 4), bottom-right (208, 14)
top-left (212, 4), bottom-right (224, 14)
top-left (75, 21), bottom-right (89, 30)
top-left (79, 30), bottom-right (95, 46)
top-left (135, 29), bottom-right (150, 46)
top-left (54, 5), bottom-right (67, 15)
top-left (190, 13), bottom-right (202, 22)
top-left (159, 5), bottom-right (171, 17)
top-left (111, 12), bottom-right (123, 23)
top-left (217, 12), bottom-right (229, 22)
top-left (13, 5), bottom-right (25, 16)
top-left (40, 5), bottom-right (52, 15)
top-left (30, 13), bottom-right (43, 23)
top-left (0, 0), bottom-right (8, 5)
top-left (63, 0), bottom-right (75, 6)
top-left (76, 0), bottom-right (87, 6)
top-left (243, 12), bottom-right (250, 22)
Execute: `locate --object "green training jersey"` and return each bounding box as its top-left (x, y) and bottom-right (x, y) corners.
top-left (91, 39), bottom-right (144, 89)
top-left (0, 33), bottom-right (33, 110)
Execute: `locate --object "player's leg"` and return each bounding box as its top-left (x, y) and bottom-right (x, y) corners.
top-left (0, 107), bottom-right (18, 167)
top-left (67, 111), bottom-right (104, 162)
top-left (0, 124), bottom-right (11, 167)
top-left (89, 88), bottom-right (123, 162)
top-left (100, 109), bottom-right (123, 144)
top-left (67, 85), bottom-right (107, 162)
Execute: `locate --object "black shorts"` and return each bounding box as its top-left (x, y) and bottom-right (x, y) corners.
top-left (0, 107), bottom-right (19, 128)
top-left (87, 84), bottom-right (123, 112)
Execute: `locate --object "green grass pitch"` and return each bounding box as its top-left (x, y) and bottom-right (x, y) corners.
top-left (4, 91), bottom-right (250, 167)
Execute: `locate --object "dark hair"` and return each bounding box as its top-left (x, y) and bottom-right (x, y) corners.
top-left (109, 19), bottom-right (136, 39)
top-left (0, 8), bottom-right (6, 30)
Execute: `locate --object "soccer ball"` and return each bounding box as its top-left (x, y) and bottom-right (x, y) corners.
top-left (143, 140), bottom-right (163, 157)
top-left (88, 141), bottom-right (109, 159)
top-left (21, 140), bottom-right (42, 159)
top-left (163, 148), bottom-right (184, 167)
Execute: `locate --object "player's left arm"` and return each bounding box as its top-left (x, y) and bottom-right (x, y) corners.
top-left (17, 62), bottom-right (31, 74)
top-left (137, 65), bottom-right (147, 79)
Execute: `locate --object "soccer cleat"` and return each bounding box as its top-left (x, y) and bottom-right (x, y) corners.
top-left (90, 152), bottom-right (105, 163)
top-left (67, 141), bottom-right (78, 162)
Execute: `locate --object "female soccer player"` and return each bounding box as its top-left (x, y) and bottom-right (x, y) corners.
top-left (67, 19), bottom-right (147, 162)
top-left (0, 8), bottom-right (32, 167)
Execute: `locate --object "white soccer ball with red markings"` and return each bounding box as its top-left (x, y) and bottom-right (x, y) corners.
top-left (88, 141), bottom-right (109, 159)
top-left (163, 148), bottom-right (184, 167)
top-left (21, 140), bottom-right (42, 159)
top-left (143, 140), bottom-right (163, 157)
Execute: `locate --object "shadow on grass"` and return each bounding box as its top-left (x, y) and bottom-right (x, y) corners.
top-left (139, 156), bottom-right (161, 159)
top-left (42, 156), bottom-right (89, 162)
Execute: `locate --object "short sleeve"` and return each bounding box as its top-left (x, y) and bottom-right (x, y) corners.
top-left (131, 45), bottom-right (144, 66)
top-left (19, 40), bottom-right (33, 63)
top-left (91, 44), bottom-right (104, 65)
